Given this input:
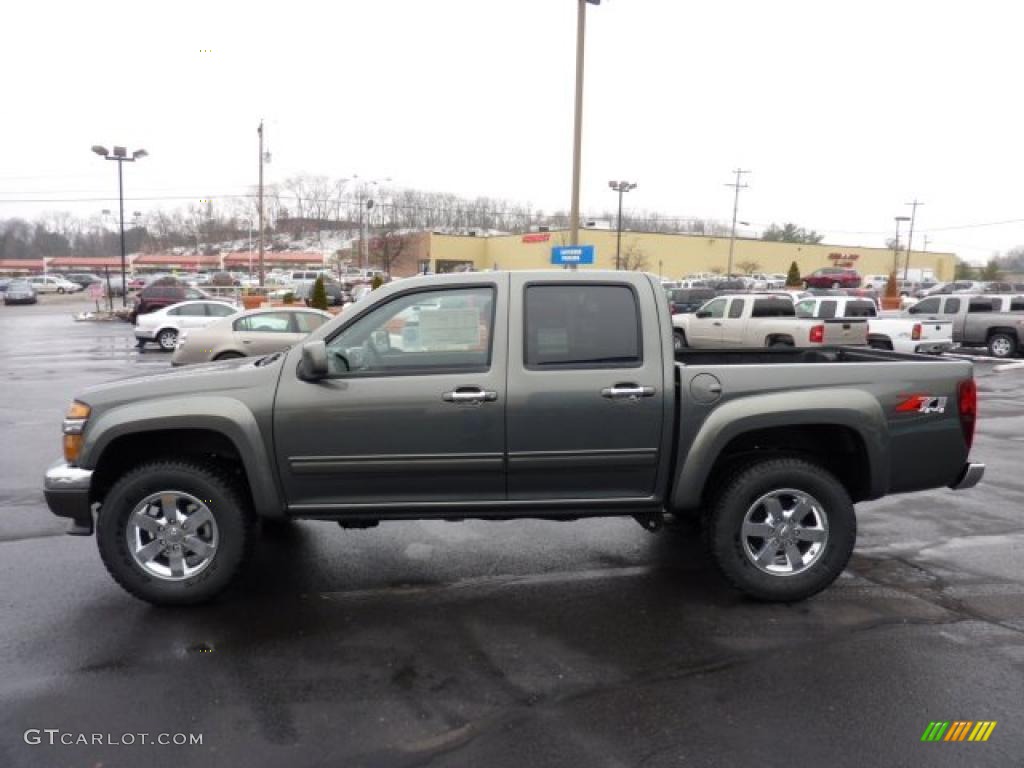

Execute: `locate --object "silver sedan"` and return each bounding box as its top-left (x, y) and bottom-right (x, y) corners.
top-left (171, 307), bottom-right (332, 365)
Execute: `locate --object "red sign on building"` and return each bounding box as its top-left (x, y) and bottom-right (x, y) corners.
top-left (522, 233), bottom-right (551, 244)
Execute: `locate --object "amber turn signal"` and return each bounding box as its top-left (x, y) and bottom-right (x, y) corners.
top-left (64, 433), bottom-right (84, 463)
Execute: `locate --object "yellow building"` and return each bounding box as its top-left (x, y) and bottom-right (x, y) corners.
top-left (418, 229), bottom-right (956, 282)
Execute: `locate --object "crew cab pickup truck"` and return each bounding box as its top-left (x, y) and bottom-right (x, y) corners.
top-left (673, 293), bottom-right (868, 351)
top-left (907, 293), bottom-right (1024, 358)
top-left (43, 271), bottom-right (984, 606)
top-left (794, 295), bottom-right (953, 355)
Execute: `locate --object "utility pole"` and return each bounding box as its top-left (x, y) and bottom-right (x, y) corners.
top-left (903, 199), bottom-right (923, 280)
top-left (257, 120), bottom-right (265, 287)
top-left (893, 216), bottom-right (910, 273)
top-left (609, 180), bottom-right (636, 270)
top-left (725, 168), bottom-right (750, 277)
top-left (923, 235), bottom-right (931, 252)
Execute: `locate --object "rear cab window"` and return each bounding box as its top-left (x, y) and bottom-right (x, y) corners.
top-left (751, 298), bottom-right (795, 318)
top-left (524, 284), bottom-right (641, 368)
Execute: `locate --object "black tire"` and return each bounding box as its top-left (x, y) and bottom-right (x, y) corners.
top-left (214, 351), bottom-right (244, 361)
top-left (57, 287), bottom-right (65, 294)
top-left (987, 332), bottom-right (1017, 359)
top-left (156, 328), bottom-right (178, 351)
top-left (673, 329), bottom-right (687, 351)
top-left (831, 281), bottom-right (841, 289)
top-left (96, 460), bottom-right (255, 605)
top-left (706, 456), bottom-right (856, 602)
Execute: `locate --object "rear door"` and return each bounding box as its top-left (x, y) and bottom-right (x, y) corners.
top-left (233, 311), bottom-right (306, 354)
top-left (506, 274), bottom-right (667, 501)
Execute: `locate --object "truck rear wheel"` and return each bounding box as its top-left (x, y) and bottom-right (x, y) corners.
top-left (988, 333), bottom-right (1017, 359)
top-left (673, 329), bottom-right (687, 351)
top-left (96, 460), bottom-right (255, 605)
top-left (706, 457), bottom-right (855, 602)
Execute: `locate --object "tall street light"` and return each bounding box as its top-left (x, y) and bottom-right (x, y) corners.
top-left (903, 199), bottom-right (924, 280)
top-left (892, 216), bottom-right (911, 273)
top-left (92, 145), bottom-right (147, 307)
top-left (608, 180), bottom-right (636, 269)
top-left (725, 168), bottom-right (750, 277)
top-left (569, 0), bottom-right (602, 248)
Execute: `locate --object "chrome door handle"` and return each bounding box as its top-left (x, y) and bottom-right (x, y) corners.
top-left (442, 388), bottom-right (498, 404)
top-left (712, 321), bottom-right (722, 326)
top-left (242, 339), bottom-right (252, 344)
top-left (601, 385), bottom-right (655, 400)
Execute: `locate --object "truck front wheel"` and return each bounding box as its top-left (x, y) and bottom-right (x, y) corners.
top-left (673, 329), bottom-right (687, 351)
top-left (706, 457), bottom-right (855, 602)
top-left (96, 460), bottom-right (255, 605)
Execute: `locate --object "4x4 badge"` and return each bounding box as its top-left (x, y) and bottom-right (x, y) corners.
top-left (896, 395), bottom-right (948, 414)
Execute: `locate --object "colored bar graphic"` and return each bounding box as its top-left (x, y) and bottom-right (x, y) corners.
top-left (921, 720), bottom-right (996, 742)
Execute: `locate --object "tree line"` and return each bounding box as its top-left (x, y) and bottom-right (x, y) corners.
top-left (0, 175), bottom-right (734, 261)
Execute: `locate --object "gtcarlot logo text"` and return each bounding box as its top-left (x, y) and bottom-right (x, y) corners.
top-left (24, 729), bottom-right (203, 746)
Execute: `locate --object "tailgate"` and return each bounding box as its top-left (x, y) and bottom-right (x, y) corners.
top-left (822, 318), bottom-right (868, 345)
top-left (916, 319), bottom-right (953, 341)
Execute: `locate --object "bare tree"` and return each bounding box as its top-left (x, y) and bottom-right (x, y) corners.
top-left (619, 240), bottom-right (649, 272)
top-left (736, 260), bottom-right (761, 274)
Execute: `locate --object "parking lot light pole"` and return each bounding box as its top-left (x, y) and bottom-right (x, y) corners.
top-left (893, 216), bottom-right (910, 273)
top-left (92, 145), bottom-right (147, 308)
top-left (608, 180), bottom-right (636, 270)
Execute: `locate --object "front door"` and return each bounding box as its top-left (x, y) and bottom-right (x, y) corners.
top-left (274, 278), bottom-right (507, 510)
top-left (232, 311), bottom-right (307, 355)
top-left (505, 274), bottom-right (667, 501)
top-left (687, 297), bottom-right (727, 346)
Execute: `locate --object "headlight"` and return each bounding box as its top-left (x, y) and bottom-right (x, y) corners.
top-left (63, 401), bottom-right (91, 463)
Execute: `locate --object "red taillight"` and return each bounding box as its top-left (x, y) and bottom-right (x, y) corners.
top-left (958, 378), bottom-right (977, 452)
top-left (912, 323), bottom-right (922, 341)
top-left (809, 324), bottom-right (825, 343)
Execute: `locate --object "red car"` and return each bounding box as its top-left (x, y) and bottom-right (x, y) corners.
top-left (130, 279), bottom-right (213, 324)
top-left (804, 267), bottom-right (861, 289)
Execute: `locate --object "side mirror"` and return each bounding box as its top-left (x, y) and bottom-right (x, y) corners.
top-left (907, 305), bottom-right (919, 314)
top-left (300, 340), bottom-right (328, 380)
top-left (695, 310), bottom-right (711, 319)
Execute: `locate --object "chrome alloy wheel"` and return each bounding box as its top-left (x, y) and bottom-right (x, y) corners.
top-left (740, 489), bottom-right (828, 576)
top-left (990, 336), bottom-right (1013, 358)
top-left (126, 491), bottom-right (219, 581)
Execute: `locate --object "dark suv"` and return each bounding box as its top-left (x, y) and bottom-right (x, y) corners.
top-left (131, 279), bottom-right (211, 322)
top-left (804, 267), bottom-right (861, 289)
top-left (666, 287), bottom-right (716, 314)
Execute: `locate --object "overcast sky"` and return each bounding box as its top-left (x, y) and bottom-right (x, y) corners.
top-left (3, 0), bottom-right (1022, 263)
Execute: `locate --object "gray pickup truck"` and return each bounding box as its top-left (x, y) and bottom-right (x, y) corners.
top-left (907, 293), bottom-right (1024, 358)
top-left (44, 271), bottom-right (984, 605)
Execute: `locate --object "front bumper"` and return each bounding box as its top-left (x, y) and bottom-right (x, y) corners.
top-left (949, 462), bottom-right (985, 491)
top-left (917, 341), bottom-right (954, 355)
top-left (43, 461), bottom-right (94, 535)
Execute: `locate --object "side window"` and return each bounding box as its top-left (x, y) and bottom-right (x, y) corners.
top-left (524, 284), bottom-right (640, 368)
top-left (795, 300), bottom-right (815, 318)
top-left (818, 300), bottom-right (837, 319)
top-left (206, 304), bottom-right (236, 317)
top-left (295, 312), bottom-right (328, 333)
top-left (968, 299), bottom-right (994, 313)
top-left (727, 299), bottom-right (745, 318)
top-left (911, 297), bottom-right (940, 314)
top-left (173, 304), bottom-right (207, 317)
top-left (326, 286), bottom-right (494, 376)
top-left (1010, 298), bottom-right (1024, 312)
top-left (234, 313), bottom-right (294, 333)
top-left (845, 301), bottom-right (877, 318)
top-left (702, 298), bottom-right (727, 318)
top-left (752, 298), bottom-right (795, 317)
top-left (944, 298), bottom-right (961, 314)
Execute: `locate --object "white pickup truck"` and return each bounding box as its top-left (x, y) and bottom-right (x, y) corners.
top-left (673, 293), bottom-right (868, 350)
top-left (794, 295), bottom-right (953, 355)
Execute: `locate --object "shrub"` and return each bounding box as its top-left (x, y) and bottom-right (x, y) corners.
top-left (310, 276), bottom-right (329, 310)
top-left (884, 271), bottom-right (899, 298)
top-left (785, 261), bottom-right (802, 287)
top-left (371, 274), bottom-right (384, 290)
top-left (283, 292), bottom-right (295, 305)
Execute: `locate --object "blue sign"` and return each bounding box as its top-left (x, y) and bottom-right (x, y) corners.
top-left (551, 245), bottom-right (595, 265)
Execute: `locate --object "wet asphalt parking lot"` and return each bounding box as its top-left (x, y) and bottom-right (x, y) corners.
top-left (1, 295), bottom-right (1022, 768)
